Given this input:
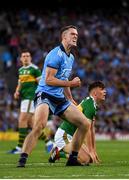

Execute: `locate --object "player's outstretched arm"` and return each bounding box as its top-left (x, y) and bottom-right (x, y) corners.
top-left (14, 80), bottom-right (21, 99)
top-left (91, 119), bottom-right (101, 163)
top-left (83, 122), bottom-right (96, 163)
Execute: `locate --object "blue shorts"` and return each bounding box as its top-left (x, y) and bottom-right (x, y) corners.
top-left (34, 92), bottom-right (71, 116)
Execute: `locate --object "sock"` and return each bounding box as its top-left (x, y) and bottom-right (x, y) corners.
top-left (19, 153), bottom-right (28, 164)
top-left (39, 131), bottom-right (51, 144)
top-left (17, 128), bottom-right (28, 148)
top-left (69, 151), bottom-right (78, 160)
top-left (59, 151), bottom-right (67, 158)
top-left (21, 153), bottom-right (28, 158)
top-left (39, 131), bottom-right (46, 140)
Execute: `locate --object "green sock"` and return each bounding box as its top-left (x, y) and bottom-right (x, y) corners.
top-left (17, 128), bottom-right (28, 148)
top-left (39, 131), bottom-right (49, 142)
top-left (59, 151), bottom-right (67, 158)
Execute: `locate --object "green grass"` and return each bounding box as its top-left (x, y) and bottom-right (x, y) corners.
top-left (0, 140), bottom-right (129, 179)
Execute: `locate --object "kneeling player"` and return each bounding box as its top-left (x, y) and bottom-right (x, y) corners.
top-left (48, 81), bottom-right (106, 165)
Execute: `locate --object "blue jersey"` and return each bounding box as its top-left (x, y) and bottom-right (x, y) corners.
top-left (36, 44), bottom-right (74, 98)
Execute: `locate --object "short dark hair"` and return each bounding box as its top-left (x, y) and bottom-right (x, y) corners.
top-left (20, 49), bottom-right (31, 57)
top-left (60, 25), bottom-right (77, 35)
top-left (88, 81), bottom-right (105, 93)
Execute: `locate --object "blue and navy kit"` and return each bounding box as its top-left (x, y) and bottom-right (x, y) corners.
top-left (36, 44), bottom-right (74, 98)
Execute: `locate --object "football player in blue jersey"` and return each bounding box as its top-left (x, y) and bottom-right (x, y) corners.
top-left (17, 25), bottom-right (91, 167)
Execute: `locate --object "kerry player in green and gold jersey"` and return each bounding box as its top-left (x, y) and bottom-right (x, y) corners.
top-left (49, 81), bottom-right (106, 165)
top-left (8, 49), bottom-right (41, 154)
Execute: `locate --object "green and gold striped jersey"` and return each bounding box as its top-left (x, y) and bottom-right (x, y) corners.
top-left (60, 96), bottom-right (98, 136)
top-left (18, 63), bottom-right (41, 100)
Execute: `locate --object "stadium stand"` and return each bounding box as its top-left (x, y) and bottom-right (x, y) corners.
top-left (0, 6), bottom-right (129, 139)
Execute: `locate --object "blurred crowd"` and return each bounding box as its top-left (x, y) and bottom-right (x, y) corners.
top-left (0, 8), bottom-right (129, 134)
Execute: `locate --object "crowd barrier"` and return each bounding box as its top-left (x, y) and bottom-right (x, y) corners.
top-left (0, 132), bottom-right (129, 140)
top-left (96, 132), bottom-right (129, 140)
top-left (0, 132), bottom-right (18, 140)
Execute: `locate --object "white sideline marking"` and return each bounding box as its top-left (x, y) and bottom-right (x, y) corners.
top-left (4, 174), bottom-right (129, 179)
top-left (0, 162), bottom-right (64, 166)
top-left (0, 160), bottom-right (129, 166)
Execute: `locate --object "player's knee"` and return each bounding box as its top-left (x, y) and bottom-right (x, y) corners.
top-left (32, 123), bottom-right (43, 137)
top-left (81, 119), bottom-right (90, 131)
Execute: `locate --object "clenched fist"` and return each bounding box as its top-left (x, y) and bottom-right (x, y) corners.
top-left (70, 77), bottom-right (81, 87)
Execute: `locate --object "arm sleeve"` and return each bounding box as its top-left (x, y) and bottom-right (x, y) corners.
top-left (81, 102), bottom-right (96, 121)
top-left (47, 52), bottom-right (61, 69)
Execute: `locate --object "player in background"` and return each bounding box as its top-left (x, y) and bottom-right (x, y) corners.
top-left (8, 49), bottom-right (41, 154)
top-left (49, 81), bottom-right (106, 165)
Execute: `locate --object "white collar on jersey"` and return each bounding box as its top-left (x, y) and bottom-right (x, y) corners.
top-left (90, 95), bottom-right (97, 109)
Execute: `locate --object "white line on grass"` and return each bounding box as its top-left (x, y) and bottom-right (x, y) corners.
top-left (3, 174), bottom-right (129, 179)
top-left (0, 162), bottom-right (64, 166)
top-left (0, 160), bottom-right (129, 166)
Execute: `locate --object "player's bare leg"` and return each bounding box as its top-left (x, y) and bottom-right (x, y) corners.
top-left (63, 104), bottom-right (90, 166)
top-left (63, 142), bottom-right (91, 164)
top-left (17, 104), bottom-right (49, 167)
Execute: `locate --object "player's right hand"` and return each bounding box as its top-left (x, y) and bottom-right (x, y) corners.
top-left (70, 77), bottom-right (81, 87)
top-left (14, 91), bottom-right (20, 99)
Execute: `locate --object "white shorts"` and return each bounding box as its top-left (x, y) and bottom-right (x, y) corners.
top-left (54, 128), bottom-right (72, 151)
top-left (20, 100), bottom-right (35, 113)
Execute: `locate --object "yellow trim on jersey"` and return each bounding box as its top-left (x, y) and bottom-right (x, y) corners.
top-left (19, 75), bottom-right (37, 83)
top-left (77, 104), bottom-right (83, 112)
top-left (63, 132), bottom-right (69, 144)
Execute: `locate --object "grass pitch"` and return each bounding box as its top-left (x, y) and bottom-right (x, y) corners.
top-left (0, 140), bottom-right (129, 179)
